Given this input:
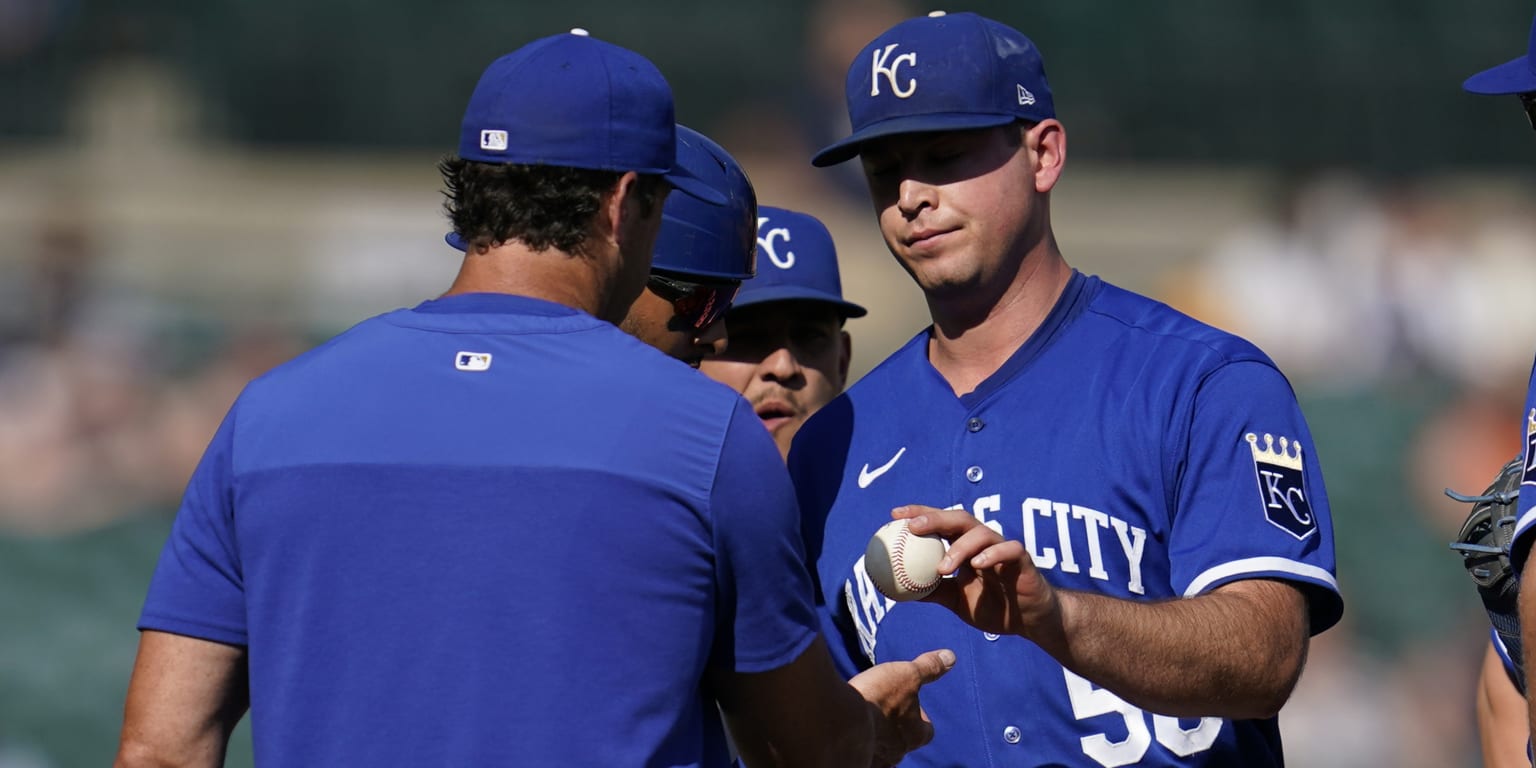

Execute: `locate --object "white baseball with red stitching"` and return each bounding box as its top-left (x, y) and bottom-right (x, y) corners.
top-left (864, 519), bottom-right (946, 602)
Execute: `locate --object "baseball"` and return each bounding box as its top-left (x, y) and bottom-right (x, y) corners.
top-left (864, 519), bottom-right (947, 602)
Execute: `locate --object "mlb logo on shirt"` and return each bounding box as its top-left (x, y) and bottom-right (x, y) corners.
top-left (455, 351), bottom-right (492, 372)
top-left (1246, 432), bottom-right (1316, 540)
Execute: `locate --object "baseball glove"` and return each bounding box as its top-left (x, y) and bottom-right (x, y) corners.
top-left (1448, 454), bottom-right (1525, 692)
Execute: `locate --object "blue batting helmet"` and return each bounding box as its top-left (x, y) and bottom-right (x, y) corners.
top-left (651, 125), bottom-right (757, 281)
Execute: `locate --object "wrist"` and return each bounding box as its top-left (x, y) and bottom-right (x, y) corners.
top-left (1022, 587), bottom-right (1073, 658)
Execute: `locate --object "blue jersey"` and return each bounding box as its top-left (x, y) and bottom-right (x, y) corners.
top-left (139, 293), bottom-right (818, 767)
top-left (791, 273), bottom-right (1343, 768)
top-left (1512, 355), bottom-right (1536, 571)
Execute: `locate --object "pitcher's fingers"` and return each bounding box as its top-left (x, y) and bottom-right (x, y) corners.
top-left (968, 540), bottom-right (1026, 570)
top-left (891, 504), bottom-right (947, 520)
top-left (936, 526), bottom-right (1006, 574)
top-left (900, 507), bottom-right (985, 539)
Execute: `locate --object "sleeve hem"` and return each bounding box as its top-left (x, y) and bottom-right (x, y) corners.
top-left (138, 614), bottom-right (249, 647)
top-left (730, 626), bottom-right (820, 675)
top-left (1180, 556), bottom-right (1343, 635)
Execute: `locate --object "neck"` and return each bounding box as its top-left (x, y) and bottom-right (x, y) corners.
top-left (442, 241), bottom-right (618, 321)
top-left (926, 234), bottom-right (1071, 397)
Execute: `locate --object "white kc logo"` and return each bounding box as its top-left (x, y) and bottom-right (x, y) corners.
top-left (757, 216), bottom-right (795, 269)
top-left (870, 43), bottom-right (917, 98)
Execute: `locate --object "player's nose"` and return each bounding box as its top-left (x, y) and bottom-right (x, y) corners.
top-left (897, 177), bottom-right (937, 217)
top-left (759, 345), bottom-right (800, 382)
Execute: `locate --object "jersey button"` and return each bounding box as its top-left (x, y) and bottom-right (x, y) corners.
top-left (1003, 725), bottom-right (1022, 744)
top-left (965, 465), bottom-right (983, 483)
top-left (967, 417), bottom-right (985, 433)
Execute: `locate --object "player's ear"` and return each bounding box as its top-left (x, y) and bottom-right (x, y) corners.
top-left (598, 171), bottom-right (641, 246)
top-left (1026, 119), bottom-right (1066, 194)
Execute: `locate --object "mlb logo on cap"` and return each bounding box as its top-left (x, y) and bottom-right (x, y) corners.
top-left (733, 206), bottom-right (866, 318)
top-left (813, 11), bottom-right (1056, 167)
top-left (479, 130), bottom-right (509, 152)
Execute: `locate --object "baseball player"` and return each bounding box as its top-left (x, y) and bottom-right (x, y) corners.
top-left (1462, 9), bottom-right (1536, 766)
top-left (792, 12), bottom-right (1343, 766)
top-left (699, 206), bottom-right (866, 459)
top-left (620, 125), bottom-right (757, 367)
top-left (451, 124), bottom-right (755, 369)
top-left (114, 30), bottom-right (952, 768)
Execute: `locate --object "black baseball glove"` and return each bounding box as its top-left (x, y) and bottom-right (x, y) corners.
top-left (1448, 454), bottom-right (1525, 692)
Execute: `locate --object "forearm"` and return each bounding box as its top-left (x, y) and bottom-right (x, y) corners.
top-left (712, 638), bottom-right (876, 768)
top-left (1518, 565), bottom-right (1536, 743)
top-left (1032, 580), bottom-right (1308, 719)
top-left (115, 631), bottom-right (248, 768)
top-left (1478, 641), bottom-right (1531, 768)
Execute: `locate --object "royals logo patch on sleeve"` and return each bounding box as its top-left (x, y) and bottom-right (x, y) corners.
top-left (1523, 410), bottom-right (1536, 489)
top-left (1247, 432), bottom-right (1317, 540)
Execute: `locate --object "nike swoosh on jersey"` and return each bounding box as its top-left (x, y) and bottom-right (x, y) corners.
top-left (857, 447), bottom-right (907, 489)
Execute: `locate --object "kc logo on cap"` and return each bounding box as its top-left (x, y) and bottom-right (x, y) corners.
top-left (871, 43), bottom-right (918, 99)
top-left (732, 207), bottom-right (867, 318)
top-left (812, 11), bottom-right (1056, 167)
top-left (757, 216), bottom-right (795, 269)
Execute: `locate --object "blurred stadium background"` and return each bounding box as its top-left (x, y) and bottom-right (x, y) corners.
top-left (4, 0), bottom-right (1536, 765)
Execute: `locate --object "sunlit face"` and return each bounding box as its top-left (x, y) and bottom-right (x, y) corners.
top-left (697, 301), bottom-right (849, 459)
top-left (858, 125), bottom-right (1045, 300)
top-left (619, 284), bottom-right (729, 368)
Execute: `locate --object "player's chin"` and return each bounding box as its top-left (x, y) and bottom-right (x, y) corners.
top-left (759, 413), bottom-right (798, 435)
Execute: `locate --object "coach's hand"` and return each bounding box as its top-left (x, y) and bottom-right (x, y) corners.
top-left (847, 648), bottom-right (955, 767)
top-left (896, 505), bottom-right (1066, 648)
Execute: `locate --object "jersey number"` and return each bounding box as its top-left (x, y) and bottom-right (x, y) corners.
top-left (1064, 669), bottom-right (1222, 767)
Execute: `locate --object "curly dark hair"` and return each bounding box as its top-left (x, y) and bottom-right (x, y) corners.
top-left (438, 157), bottom-right (667, 255)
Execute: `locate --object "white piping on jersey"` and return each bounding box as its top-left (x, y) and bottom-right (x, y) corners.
top-left (1182, 557), bottom-right (1338, 597)
top-left (1514, 508), bottom-right (1536, 547)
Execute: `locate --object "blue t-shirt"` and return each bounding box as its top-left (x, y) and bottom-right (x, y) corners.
top-left (140, 293), bottom-right (819, 767)
top-left (791, 273), bottom-right (1343, 768)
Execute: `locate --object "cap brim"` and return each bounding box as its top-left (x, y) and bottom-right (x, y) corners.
top-left (1464, 56), bottom-right (1536, 95)
top-left (445, 231), bottom-right (469, 251)
top-left (811, 113), bottom-right (1018, 167)
top-left (731, 285), bottom-right (867, 318)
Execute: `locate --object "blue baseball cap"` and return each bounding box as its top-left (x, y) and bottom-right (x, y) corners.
top-left (1463, 11), bottom-right (1536, 95)
top-left (445, 31), bottom-right (723, 250)
top-left (734, 206), bottom-right (866, 318)
top-left (812, 11), bottom-right (1055, 167)
top-left (649, 125), bottom-right (758, 281)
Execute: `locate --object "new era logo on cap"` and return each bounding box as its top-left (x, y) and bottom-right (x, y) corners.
top-left (812, 11), bottom-right (1057, 166)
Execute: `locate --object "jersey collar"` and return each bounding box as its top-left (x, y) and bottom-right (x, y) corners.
top-left (956, 269), bottom-right (1096, 407)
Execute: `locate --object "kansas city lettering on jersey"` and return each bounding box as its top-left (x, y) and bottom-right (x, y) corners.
top-left (843, 493), bottom-right (1148, 663)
